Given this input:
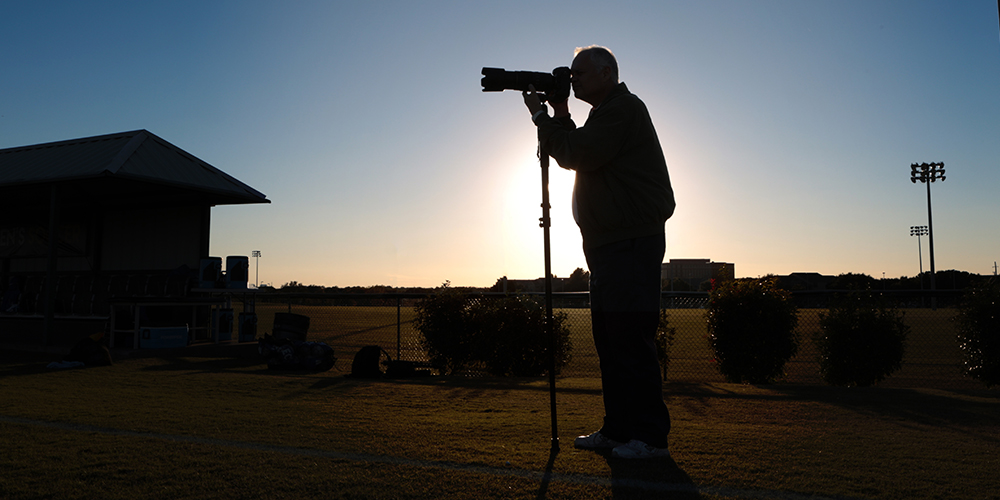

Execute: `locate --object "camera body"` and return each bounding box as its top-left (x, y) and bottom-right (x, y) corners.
top-left (481, 66), bottom-right (571, 103)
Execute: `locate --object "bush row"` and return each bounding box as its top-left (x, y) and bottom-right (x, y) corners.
top-left (415, 277), bottom-right (1000, 387)
top-left (706, 276), bottom-right (1000, 387)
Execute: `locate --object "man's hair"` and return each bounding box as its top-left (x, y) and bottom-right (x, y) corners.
top-left (574, 45), bottom-right (619, 81)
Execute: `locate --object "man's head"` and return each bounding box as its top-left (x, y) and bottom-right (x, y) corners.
top-left (571, 46), bottom-right (619, 106)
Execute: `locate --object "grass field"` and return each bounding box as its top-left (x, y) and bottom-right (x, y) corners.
top-left (1, 346), bottom-right (998, 500)
top-left (2, 302), bottom-right (993, 498)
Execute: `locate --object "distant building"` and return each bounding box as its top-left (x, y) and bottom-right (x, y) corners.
top-left (776, 272), bottom-right (836, 290)
top-left (496, 276), bottom-right (571, 293)
top-left (660, 259), bottom-right (734, 290)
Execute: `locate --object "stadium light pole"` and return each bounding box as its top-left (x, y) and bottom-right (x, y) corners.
top-left (910, 162), bottom-right (945, 308)
top-left (252, 250), bottom-right (261, 288)
top-left (910, 225), bottom-right (928, 289)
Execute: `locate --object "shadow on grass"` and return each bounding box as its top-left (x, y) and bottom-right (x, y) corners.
top-left (778, 384), bottom-right (1000, 444)
top-left (672, 382), bottom-right (1000, 445)
top-left (602, 452), bottom-right (701, 499)
top-left (0, 360), bottom-right (62, 378)
top-left (0, 347), bottom-right (119, 378)
top-left (135, 356), bottom-right (272, 374)
top-left (533, 445), bottom-right (559, 500)
top-left (527, 444), bottom-right (700, 499)
top-left (340, 374), bottom-right (607, 397)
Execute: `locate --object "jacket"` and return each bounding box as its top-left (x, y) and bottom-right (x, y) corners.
top-left (537, 82), bottom-right (675, 250)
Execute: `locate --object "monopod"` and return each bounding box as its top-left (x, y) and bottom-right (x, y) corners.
top-left (537, 141), bottom-right (560, 451)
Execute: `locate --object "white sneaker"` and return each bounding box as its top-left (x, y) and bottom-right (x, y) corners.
top-left (573, 431), bottom-right (625, 450)
top-left (611, 439), bottom-right (671, 459)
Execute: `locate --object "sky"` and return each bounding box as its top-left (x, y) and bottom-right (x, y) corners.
top-left (3, 0), bottom-right (999, 288)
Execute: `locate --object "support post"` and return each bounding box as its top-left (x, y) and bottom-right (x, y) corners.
top-left (43, 186), bottom-right (59, 345)
top-left (396, 295), bottom-right (402, 361)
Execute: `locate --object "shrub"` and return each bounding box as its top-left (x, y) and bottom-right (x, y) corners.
top-left (955, 277), bottom-right (1000, 387)
top-left (413, 283), bottom-right (478, 375)
top-left (414, 284), bottom-right (572, 377)
top-left (706, 277), bottom-right (799, 384)
top-left (815, 291), bottom-right (909, 387)
top-left (656, 309), bottom-right (677, 380)
top-left (476, 295), bottom-right (572, 377)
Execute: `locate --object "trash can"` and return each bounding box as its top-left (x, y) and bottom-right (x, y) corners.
top-left (214, 308), bottom-right (234, 341)
top-left (199, 257), bottom-right (222, 288)
top-left (238, 312), bottom-right (258, 342)
top-left (226, 256), bottom-right (249, 289)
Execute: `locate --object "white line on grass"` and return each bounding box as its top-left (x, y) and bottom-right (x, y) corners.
top-left (1, 415), bottom-right (864, 500)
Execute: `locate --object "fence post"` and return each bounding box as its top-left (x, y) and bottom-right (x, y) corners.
top-left (396, 295), bottom-right (402, 360)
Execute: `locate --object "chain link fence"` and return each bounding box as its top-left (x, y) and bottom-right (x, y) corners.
top-left (240, 290), bottom-right (982, 390)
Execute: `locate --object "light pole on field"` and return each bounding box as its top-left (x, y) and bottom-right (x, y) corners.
top-left (910, 162), bottom-right (945, 308)
top-left (910, 225), bottom-right (928, 289)
top-left (252, 250), bottom-right (261, 288)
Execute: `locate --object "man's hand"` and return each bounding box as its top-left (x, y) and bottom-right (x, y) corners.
top-left (522, 84), bottom-right (544, 115)
top-left (524, 84), bottom-right (570, 120)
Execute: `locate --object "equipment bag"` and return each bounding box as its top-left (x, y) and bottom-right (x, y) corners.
top-left (350, 345), bottom-right (388, 378)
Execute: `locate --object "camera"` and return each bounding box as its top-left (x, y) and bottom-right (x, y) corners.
top-left (481, 66), bottom-right (571, 103)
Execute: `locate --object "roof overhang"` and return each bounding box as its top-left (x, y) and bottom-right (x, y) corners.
top-left (0, 130), bottom-right (270, 209)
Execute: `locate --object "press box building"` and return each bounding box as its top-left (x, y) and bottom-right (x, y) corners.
top-left (0, 130), bottom-right (269, 347)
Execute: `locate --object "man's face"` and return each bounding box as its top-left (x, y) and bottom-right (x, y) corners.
top-left (571, 53), bottom-right (610, 106)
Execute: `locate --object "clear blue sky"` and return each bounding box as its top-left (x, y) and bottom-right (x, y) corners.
top-left (3, 0), bottom-right (998, 287)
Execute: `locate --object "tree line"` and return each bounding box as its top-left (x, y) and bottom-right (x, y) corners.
top-left (265, 268), bottom-right (994, 294)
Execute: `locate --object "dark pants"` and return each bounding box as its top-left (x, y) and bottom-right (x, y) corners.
top-left (585, 234), bottom-right (671, 448)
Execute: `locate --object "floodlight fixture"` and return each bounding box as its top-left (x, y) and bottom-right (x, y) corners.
top-left (910, 162), bottom-right (945, 183)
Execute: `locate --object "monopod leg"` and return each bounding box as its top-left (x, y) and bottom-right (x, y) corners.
top-left (538, 144), bottom-right (559, 451)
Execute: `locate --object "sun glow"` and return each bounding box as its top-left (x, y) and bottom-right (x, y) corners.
top-left (500, 150), bottom-right (587, 281)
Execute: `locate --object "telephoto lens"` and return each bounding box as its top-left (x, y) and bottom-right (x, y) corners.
top-left (481, 67), bottom-right (570, 102)
top-left (481, 67), bottom-right (556, 92)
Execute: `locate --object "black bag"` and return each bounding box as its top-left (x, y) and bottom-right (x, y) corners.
top-left (258, 334), bottom-right (335, 371)
top-left (64, 332), bottom-right (113, 366)
top-left (350, 345), bottom-right (387, 378)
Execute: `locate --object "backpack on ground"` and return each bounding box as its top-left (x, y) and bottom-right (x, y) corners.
top-left (350, 345), bottom-right (388, 378)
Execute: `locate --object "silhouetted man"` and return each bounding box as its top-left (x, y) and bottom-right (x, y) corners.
top-left (523, 45), bottom-right (675, 459)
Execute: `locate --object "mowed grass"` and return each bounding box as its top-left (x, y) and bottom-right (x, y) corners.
top-left (2, 304), bottom-right (993, 499)
top-left (1, 347), bottom-right (998, 500)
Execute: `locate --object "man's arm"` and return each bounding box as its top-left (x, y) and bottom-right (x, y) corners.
top-left (538, 97), bottom-right (633, 172)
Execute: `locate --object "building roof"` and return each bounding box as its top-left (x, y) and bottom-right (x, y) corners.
top-left (0, 130), bottom-right (269, 207)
